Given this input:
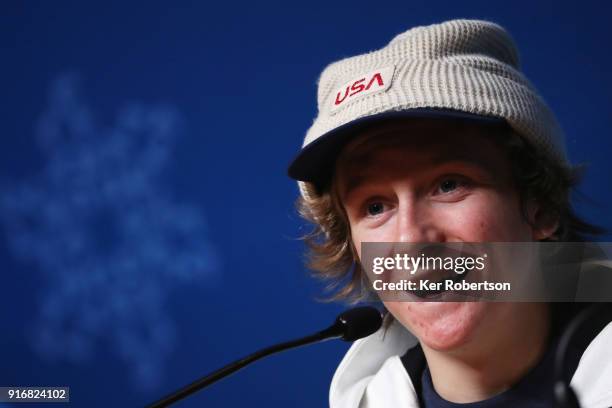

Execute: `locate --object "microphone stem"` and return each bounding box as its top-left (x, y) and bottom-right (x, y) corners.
top-left (147, 327), bottom-right (342, 408)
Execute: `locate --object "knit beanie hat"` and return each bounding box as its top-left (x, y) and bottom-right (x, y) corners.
top-left (287, 19), bottom-right (567, 200)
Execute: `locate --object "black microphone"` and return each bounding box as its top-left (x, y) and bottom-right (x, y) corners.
top-left (147, 306), bottom-right (383, 408)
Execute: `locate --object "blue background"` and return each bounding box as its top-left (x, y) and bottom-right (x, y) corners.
top-left (1, 1), bottom-right (611, 407)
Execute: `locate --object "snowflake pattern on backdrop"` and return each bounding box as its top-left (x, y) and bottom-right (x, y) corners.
top-left (0, 75), bottom-right (218, 390)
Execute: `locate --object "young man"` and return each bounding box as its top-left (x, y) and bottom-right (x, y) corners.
top-left (288, 20), bottom-right (611, 407)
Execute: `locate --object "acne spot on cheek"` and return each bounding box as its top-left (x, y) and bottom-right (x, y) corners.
top-left (403, 305), bottom-right (425, 329)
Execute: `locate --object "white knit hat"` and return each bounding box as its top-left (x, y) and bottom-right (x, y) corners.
top-left (288, 19), bottom-right (567, 200)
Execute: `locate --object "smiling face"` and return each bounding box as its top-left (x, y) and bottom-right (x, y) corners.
top-left (334, 119), bottom-right (553, 352)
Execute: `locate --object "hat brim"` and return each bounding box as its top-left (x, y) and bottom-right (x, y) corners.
top-left (287, 108), bottom-right (506, 190)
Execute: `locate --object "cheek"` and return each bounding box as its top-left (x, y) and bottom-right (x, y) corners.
top-left (351, 227), bottom-right (365, 260)
top-left (351, 223), bottom-right (396, 258)
top-left (438, 191), bottom-right (532, 241)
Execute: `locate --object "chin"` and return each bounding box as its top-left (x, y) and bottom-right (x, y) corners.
top-left (387, 301), bottom-right (489, 351)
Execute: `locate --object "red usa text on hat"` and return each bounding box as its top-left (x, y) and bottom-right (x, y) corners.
top-left (330, 66), bottom-right (395, 114)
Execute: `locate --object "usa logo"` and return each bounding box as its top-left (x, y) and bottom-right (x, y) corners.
top-left (330, 66), bottom-right (395, 113)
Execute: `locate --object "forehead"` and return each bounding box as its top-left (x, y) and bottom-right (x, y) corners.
top-left (334, 119), bottom-right (511, 190)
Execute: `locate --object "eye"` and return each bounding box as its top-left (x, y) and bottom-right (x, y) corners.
top-left (440, 178), bottom-right (459, 193)
top-left (434, 176), bottom-right (469, 195)
top-left (366, 201), bottom-right (386, 217)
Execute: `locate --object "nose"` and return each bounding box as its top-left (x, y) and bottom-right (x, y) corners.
top-left (395, 194), bottom-right (445, 243)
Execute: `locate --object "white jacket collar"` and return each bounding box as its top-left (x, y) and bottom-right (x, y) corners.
top-left (329, 318), bottom-right (418, 407)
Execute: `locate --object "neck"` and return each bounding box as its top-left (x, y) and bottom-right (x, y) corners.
top-left (422, 303), bottom-right (551, 403)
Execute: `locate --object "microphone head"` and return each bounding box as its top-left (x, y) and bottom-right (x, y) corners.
top-left (334, 307), bottom-right (383, 341)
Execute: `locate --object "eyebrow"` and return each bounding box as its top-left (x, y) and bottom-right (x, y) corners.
top-left (341, 174), bottom-right (367, 200)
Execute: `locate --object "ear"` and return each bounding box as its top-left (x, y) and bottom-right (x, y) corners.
top-left (527, 201), bottom-right (559, 241)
